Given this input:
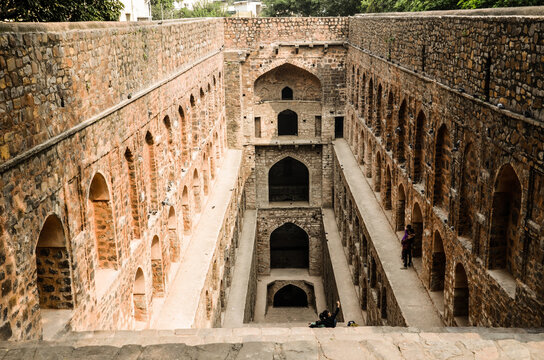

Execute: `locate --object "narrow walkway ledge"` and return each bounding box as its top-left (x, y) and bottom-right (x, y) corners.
top-left (154, 149), bottom-right (242, 329)
top-left (332, 139), bottom-right (442, 328)
top-left (322, 209), bottom-right (365, 325)
top-left (223, 209), bottom-right (257, 328)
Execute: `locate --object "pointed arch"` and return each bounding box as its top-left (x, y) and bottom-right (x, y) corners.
top-left (430, 230), bottom-right (446, 293)
top-left (384, 165), bottom-right (392, 210)
top-left (374, 152), bottom-right (382, 192)
top-left (433, 124), bottom-right (451, 209)
top-left (270, 222), bottom-right (309, 268)
top-left (396, 99), bottom-right (406, 163)
top-left (278, 109), bottom-right (298, 136)
top-left (396, 184), bottom-right (406, 231)
top-left (281, 86), bottom-right (293, 100)
top-left (179, 105), bottom-right (188, 165)
top-left (124, 148), bottom-right (141, 240)
top-left (459, 142), bottom-right (477, 239)
top-left (273, 285), bottom-right (308, 307)
top-left (145, 132), bottom-right (158, 210)
top-left (168, 207), bottom-right (180, 262)
top-left (412, 202), bottom-right (423, 258)
top-left (453, 263), bottom-right (469, 324)
top-left (376, 83), bottom-right (382, 136)
top-left (414, 110), bottom-right (425, 183)
top-left (489, 164), bottom-right (522, 275)
top-left (89, 173), bottom-right (117, 269)
top-left (192, 169), bottom-right (202, 213)
top-left (36, 214), bottom-right (73, 309)
top-left (182, 186), bottom-right (192, 233)
top-left (151, 236), bottom-right (165, 296)
top-left (133, 268), bottom-right (147, 322)
top-left (254, 63), bottom-right (321, 102)
top-left (367, 78), bottom-right (374, 126)
top-left (268, 157), bottom-right (309, 202)
top-left (386, 90), bottom-right (394, 151)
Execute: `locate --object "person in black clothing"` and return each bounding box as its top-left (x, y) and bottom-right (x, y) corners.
top-left (309, 301), bottom-right (341, 328)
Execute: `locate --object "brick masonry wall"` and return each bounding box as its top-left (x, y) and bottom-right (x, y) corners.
top-left (349, 14), bottom-right (544, 121)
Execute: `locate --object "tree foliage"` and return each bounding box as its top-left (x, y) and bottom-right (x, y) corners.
top-left (150, 0), bottom-right (227, 19)
top-left (360, 0), bottom-right (544, 13)
top-left (262, 0), bottom-right (362, 16)
top-left (1, 0), bottom-right (124, 22)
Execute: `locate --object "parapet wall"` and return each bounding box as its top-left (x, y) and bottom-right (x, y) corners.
top-left (349, 12), bottom-right (544, 121)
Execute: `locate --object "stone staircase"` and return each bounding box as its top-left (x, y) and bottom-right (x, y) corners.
top-left (1, 326), bottom-right (543, 359)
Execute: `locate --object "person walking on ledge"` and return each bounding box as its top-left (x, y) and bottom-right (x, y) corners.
top-left (309, 301), bottom-right (341, 328)
top-left (401, 225), bottom-right (413, 269)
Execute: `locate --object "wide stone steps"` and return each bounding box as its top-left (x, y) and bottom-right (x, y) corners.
top-left (2, 326), bottom-right (543, 359)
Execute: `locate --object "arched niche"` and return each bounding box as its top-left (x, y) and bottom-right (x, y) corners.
top-left (281, 86), bottom-right (293, 100)
top-left (88, 173), bottom-right (117, 269)
top-left (273, 285), bottom-right (308, 307)
top-left (36, 214), bottom-right (73, 309)
top-left (133, 268), bottom-right (147, 322)
top-left (268, 157), bottom-right (309, 202)
top-left (453, 263), bottom-right (469, 325)
top-left (151, 236), bottom-right (165, 297)
top-left (254, 63), bottom-right (321, 102)
top-left (270, 222), bottom-right (309, 269)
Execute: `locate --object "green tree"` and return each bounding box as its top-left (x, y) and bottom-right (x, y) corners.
top-left (458, 0), bottom-right (544, 8)
top-left (151, 0), bottom-right (177, 20)
top-left (262, 0), bottom-right (361, 16)
top-left (176, 0), bottom-right (228, 17)
top-left (1, 0), bottom-right (124, 22)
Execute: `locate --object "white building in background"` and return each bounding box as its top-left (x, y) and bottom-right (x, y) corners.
top-left (119, 0), bottom-right (152, 21)
top-left (228, 0), bottom-right (262, 17)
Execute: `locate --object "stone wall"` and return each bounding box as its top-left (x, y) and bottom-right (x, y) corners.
top-left (0, 19), bottom-right (229, 340)
top-left (256, 208), bottom-right (323, 276)
top-left (345, 11), bottom-right (544, 327)
top-left (349, 13), bottom-right (544, 122)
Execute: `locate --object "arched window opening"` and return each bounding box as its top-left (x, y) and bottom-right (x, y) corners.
top-left (489, 164), bottom-right (522, 275)
top-left (430, 231), bottom-right (446, 295)
top-left (270, 223), bottom-right (309, 269)
top-left (168, 207), bottom-right (180, 262)
top-left (414, 111), bottom-right (425, 183)
top-left (459, 143), bottom-right (477, 239)
top-left (89, 173), bottom-right (117, 269)
top-left (124, 148), bottom-right (141, 240)
top-left (278, 109), bottom-right (298, 136)
top-left (133, 268), bottom-right (147, 322)
top-left (381, 287), bottom-right (387, 319)
top-left (281, 86), bottom-right (293, 100)
top-left (179, 106), bottom-right (188, 165)
top-left (384, 166), bottom-right (392, 210)
top-left (163, 115), bottom-right (172, 147)
top-left (374, 153), bottom-right (382, 192)
top-left (386, 90), bottom-right (394, 151)
top-left (367, 79), bottom-right (373, 125)
top-left (397, 100), bottom-right (406, 163)
top-left (433, 125), bottom-right (451, 209)
top-left (412, 203), bottom-right (423, 258)
top-left (396, 184), bottom-right (406, 231)
top-left (145, 132), bottom-right (158, 210)
top-left (182, 186), bottom-right (192, 234)
top-left (453, 263), bottom-right (469, 325)
top-left (36, 215), bottom-right (73, 310)
top-left (273, 285), bottom-right (308, 307)
top-left (151, 236), bottom-right (165, 297)
top-left (268, 157), bottom-right (309, 202)
top-left (376, 84), bottom-right (382, 136)
top-left (193, 169), bottom-right (202, 213)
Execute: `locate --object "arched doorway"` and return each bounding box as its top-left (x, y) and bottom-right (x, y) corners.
top-left (145, 132), bottom-right (158, 210)
top-left (36, 215), bottom-right (73, 310)
top-left (133, 268), bottom-right (147, 323)
top-left (453, 263), bottom-right (469, 325)
top-left (151, 236), bottom-right (165, 297)
top-left (270, 223), bottom-right (309, 269)
top-left (412, 203), bottom-right (423, 258)
top-left (396, 184), bottom-right (406, 231)
top-left (89, 173), bottom-right (117, 270)
top-left (489, 164), bottom-right (522, 275)
top-left (375, 84), bottom-right (382, 135)
top-left (278, 109), bottom-right (298, 136)
top-left (396, 100), bottom-right (406, 163)
top-left (459, 143), bottom-right (477, 240)
top-left (268, 157), bottom-right (309, 202)
top-left (273, 285), bottom-right (308, 307)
